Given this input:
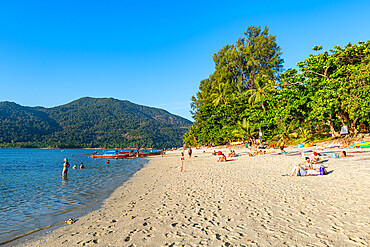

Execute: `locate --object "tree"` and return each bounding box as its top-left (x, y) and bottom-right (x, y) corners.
top-left (298, 41), bottom-right (370, 136)
top-left (232, 118), bottom-right (257, 142)
top-left (188, 26), bottom-right (284, 145)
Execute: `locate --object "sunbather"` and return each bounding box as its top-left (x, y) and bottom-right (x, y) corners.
top-left (311, 152), bottom-right (321, 164)
top-left (324, 151), bottom-right (353, 158)
top-left (291, 157), bottom-right (326, 176)
top-left (217, 153), bottom-right (227, 162)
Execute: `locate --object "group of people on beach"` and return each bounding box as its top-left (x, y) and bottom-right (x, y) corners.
top-left (290, 150), bottom-right (351, 176)
top-left (62, 158), bottom-right (85, 179)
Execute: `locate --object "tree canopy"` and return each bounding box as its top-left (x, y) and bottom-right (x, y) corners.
top-left (185, 26), bottom-right (370, 146)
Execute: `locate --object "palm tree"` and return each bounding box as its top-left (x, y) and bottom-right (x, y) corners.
top-left (232, 118), bottom-right (257, 142)
top-left (246, 75), bottom-right (270, 110)
top-left (211, 82), bottom-right (228, 106)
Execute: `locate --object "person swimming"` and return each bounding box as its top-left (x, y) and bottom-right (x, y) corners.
top-left (80, 163), bottom-right (85, 169)
top-left (73, 164), bottom-right (77, 169)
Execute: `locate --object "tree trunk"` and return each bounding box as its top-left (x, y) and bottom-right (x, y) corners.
top-left (325, 120), bottom-right (341, 138)
top-left (349, 117), bottom-right (359, 136)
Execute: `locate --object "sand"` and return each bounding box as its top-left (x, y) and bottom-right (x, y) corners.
top-left (20, 146), bottom-right (369, 246)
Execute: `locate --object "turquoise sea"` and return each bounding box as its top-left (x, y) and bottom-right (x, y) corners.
top-left (0, 148), bottom-right (146, 245)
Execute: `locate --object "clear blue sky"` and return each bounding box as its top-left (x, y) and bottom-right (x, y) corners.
top-left (1, 0), bottom-right (369, 121)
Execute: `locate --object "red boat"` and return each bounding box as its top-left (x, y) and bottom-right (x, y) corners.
top-left (137, 150), bottom-right (162, 157)
top-left (116, 149), bottom-right (135, 154)
top-left (91, 151), bottom-right (137, 159)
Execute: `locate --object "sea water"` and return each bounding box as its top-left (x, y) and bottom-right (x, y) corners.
top-left (0, 148), bottom-right (146, 244)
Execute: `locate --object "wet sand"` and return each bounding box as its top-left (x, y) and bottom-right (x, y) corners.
top-left (21, 147), bottom-right (369, 246)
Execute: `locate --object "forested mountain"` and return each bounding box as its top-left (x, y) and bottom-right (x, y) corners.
top-left (0, 97), bottom-right (192, 148)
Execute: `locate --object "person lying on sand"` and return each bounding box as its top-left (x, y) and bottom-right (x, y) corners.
top-left (324, 151), bottom-right (353, 158)
top-left (217, 153), bottom-right (227, 162)
top-left (248, 150), bottom-right (266, 156)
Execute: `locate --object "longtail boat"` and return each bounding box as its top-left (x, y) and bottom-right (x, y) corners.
top-left (91, 152), bottom-right (137, 159)
top-left (116, 148), bottom-right (134, 154)
top-left (137, 150), bottom-right (162, 157)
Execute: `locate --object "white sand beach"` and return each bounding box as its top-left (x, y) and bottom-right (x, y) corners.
top-left (21, 146), bottom-right (369, 246)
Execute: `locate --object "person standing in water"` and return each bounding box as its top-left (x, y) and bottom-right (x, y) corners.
top-left (62, 158), bottom-right (70, 179)
top-left (80, 163), bottom-right (85, 169)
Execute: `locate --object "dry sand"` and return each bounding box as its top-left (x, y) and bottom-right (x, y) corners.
top-left (20, 146), bottom-right (369, 246)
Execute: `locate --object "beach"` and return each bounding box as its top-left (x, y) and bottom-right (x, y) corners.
top-left (20, 146), bottom-right (369, 246)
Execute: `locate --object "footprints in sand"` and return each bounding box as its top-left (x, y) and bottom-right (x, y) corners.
top-left (26, 152), bottom-right (369, 246)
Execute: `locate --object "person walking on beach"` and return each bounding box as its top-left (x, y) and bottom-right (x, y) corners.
top-left (188, 147), bottom-right (192, 158)
top-left (280, 140), bottom-right (286, 154)
top-left (62, 158), bottom-right (70, 179)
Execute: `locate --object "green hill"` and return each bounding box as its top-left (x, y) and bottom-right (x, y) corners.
top-left (0, 97), bottom-right (192, 148)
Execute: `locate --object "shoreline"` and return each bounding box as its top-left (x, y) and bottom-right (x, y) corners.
top-left (1, 154), bottom-right (147, 246)
top-left (18, 147), bottom-right (370, 246)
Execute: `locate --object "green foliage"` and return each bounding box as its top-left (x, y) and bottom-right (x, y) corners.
top-left (0, 97), bottom-right (192, 148)
top-left (185, 25), bottom-right (370, 146)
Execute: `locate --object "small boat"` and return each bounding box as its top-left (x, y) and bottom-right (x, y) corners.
top-left (116, 148), bottom-right (134, 154)
top-left (91, 152), bottom-right (137, 159)
top-left (137, 150), bottom-right (162, 157)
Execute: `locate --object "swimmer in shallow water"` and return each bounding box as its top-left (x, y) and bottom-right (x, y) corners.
top-left (62, 158), bottom-right (70, 179)
top-left (80, 163), bottom-right (85, 169)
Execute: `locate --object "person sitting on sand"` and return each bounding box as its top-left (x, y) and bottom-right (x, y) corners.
top-left (80, 163), bottom-right (85, 169)
top-left (228, 150), bottom-right (236, 157)
top-left (212, 150), bottom-right (217, 155)
top-left (217, 153), bottom-right (227, 162)
top-left (311, 152), bottom-right (321, 164)
top-left (291, 157), bottom-right (312, 176)
top-left (291, 157), bottom-right (327, 176)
